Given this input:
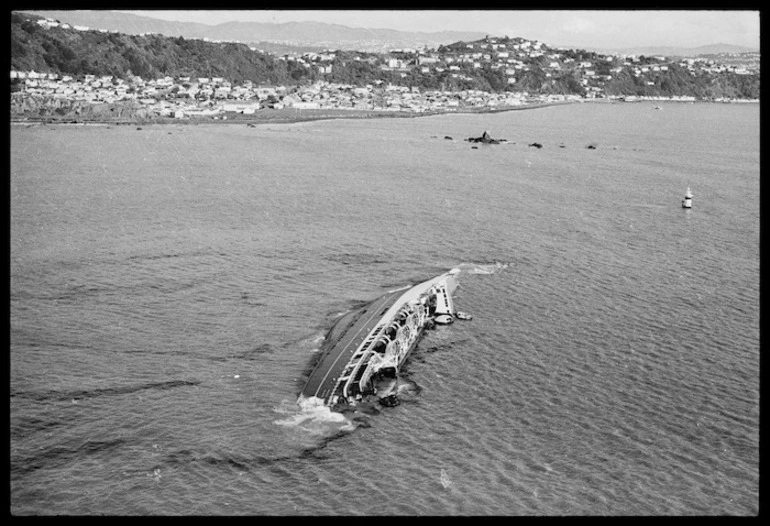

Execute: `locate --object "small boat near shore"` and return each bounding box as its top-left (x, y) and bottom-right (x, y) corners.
top-left (299, 269), bottom-right (469, 409)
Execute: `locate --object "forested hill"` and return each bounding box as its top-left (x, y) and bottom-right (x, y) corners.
top-left (11, 12), bottom-right (315, 85)
top-left (10, 12), bottom-right (760, 99)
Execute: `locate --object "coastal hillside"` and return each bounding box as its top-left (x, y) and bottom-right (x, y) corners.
top-left (11, 11), bottom-right (760, 100)
top-left (11, 12), bottom-right (307, 86)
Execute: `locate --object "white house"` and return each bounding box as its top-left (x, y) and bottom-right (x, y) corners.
top-left (291, 101), bottom-right (320, 109)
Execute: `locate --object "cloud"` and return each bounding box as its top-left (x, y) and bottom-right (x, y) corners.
top-left (122, 9), bottom-right (760, 49)
top-left (561, 17), bottom-right (598, 35)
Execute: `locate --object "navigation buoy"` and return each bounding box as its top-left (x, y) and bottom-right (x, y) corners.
top-left (682, 187), bottom-right (693, 209)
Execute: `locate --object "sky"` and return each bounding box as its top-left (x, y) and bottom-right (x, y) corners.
top-left (118, 10), bottom-right (760, 50)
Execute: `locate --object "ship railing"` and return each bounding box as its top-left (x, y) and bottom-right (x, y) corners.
top-left (352, 326), bottom-right (384, 360)
top-left (340, 325), bottom-right (389, 399)
top-left (332, 326), bottom-right (383, 391)
top-left (343, 316), bottom-right (413, 400)
top-left (337, 287), bottom-right (441, 402)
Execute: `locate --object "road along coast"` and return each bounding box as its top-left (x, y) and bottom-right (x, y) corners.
top-left (10, 100), bottom-right (579, 127)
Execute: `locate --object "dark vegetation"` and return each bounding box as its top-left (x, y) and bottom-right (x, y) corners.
top-left (10, 12), bottom-right (760, 99)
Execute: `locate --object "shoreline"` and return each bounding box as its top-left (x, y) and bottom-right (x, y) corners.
top-left (10, 97), bottom-right (756, 128)
top-left (10, 100), bottom-right (579, 127)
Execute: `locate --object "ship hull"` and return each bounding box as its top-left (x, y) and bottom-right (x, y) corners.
top-left (299, 270), bottom-right (460, 408)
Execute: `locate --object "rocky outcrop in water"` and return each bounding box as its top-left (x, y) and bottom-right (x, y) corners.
top-left (466, 130), bottom-right (506, 144)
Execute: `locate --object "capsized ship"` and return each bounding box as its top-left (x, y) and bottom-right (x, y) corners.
top-left (299, 269), bottom-right (468, 409)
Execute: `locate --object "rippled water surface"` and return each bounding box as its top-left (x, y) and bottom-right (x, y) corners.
top-left (11, 102), bottom-right (759, 515)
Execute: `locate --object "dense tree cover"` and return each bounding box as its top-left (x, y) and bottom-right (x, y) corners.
top-left (11, 16), bottom-right (308, 85)
top-left (10, 13), bottom-right (759, 99)
top-left (599, 62), bottom-right (759, 99)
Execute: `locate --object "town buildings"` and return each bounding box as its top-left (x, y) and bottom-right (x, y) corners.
top-left (10, 18), bottom-right (759, 120)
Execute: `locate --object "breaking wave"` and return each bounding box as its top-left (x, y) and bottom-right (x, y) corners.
top-left (456, 262), bottom-right (509, 275)
top-left (273, 396), bottom-right (357, 436)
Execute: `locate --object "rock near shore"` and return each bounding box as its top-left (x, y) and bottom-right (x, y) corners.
top-left (465, 130), bottom-right (506, 144)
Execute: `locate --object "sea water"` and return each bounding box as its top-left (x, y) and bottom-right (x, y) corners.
top-left (10, 101), bottom-right (759, 515)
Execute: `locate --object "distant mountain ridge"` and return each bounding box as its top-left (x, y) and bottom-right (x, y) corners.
top-left (22, 10), bottom-right (759, 58)
top-left (24, 10), bottom-right (488, 51)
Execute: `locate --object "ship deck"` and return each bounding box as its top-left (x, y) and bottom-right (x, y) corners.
top-left (301, 289), bottom-right (404, 402)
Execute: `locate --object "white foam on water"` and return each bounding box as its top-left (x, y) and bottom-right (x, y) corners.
top-left (440, 468), bottom-right (452, 489)
top-left (457, 262), bottom-right (509, 275)
top-left (296, 331), bottom-right (327, 354)
top-left (273, 396), bottom-right (356, 435)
